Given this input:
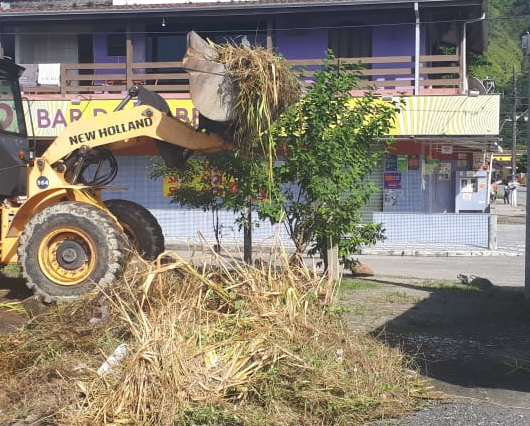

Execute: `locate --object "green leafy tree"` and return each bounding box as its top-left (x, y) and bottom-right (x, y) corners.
top-left (149, 150), bottom-right (270, 249)
top-left (265, 56), bottom-right (397, 268)
top-left (469, 0), bottom-right (528, 88)
top-left (152, 55), bottom-right (397, 269)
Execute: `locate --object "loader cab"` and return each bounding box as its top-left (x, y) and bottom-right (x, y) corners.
top-left (0, 58), bottom-right (29, 200)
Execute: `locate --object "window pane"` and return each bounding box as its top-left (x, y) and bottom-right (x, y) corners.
top-left (328, 26), bottom-right (372, 58)
top-left (0, 68), bottom-right (26, 135)
top-left (107, 32), bottom-right (126, 57)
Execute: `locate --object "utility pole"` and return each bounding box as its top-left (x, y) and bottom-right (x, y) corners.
top-left (243, 196), bottom-right (252, 264)
top-left (521, 32), bottom-right (530, 300)
top-left (512, 66), bottom-right (518, 206)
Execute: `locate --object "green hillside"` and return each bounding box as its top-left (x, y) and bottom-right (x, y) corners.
top-left (470, 0), bottom-right (530, 152)
top-left (470, 0), bottom-right (528, 88)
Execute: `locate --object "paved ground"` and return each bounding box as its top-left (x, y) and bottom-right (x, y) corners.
top-left (351, 198), bottom-right (530, 425)
top-left (355, 253), bottom-right (525, 287)
top-left (343, 277), bottom-right (530, 426)
top-left (353, 199), bottom-right (528, 289)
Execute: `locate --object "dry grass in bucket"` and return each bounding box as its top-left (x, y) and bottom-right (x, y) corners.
top-left (212, 41), bottom-right (302, 195)
top-left (213, 41), bottom-right (301, 150)
top-left (0, 248), bottom-right (437, 426)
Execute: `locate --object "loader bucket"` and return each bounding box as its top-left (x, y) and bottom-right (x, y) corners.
top-left (182, 31), bottom-right (237, 123)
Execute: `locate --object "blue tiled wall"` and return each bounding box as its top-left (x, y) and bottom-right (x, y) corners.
top-left (105, 156), bottom-right (492, 248)
top-left (102, 156), bottom-right (293, 247)
top-left (373, 212), bottom-right (490, 247)
top-left (383, 157), bottom-right (468, 213)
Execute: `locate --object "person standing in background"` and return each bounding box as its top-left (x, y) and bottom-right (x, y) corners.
top-left (490, 181), bottom-right (498, 204)
top-left (503, 179), bottom-right (511, 204)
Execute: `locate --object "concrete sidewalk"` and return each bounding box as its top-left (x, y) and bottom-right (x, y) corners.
top-left (491, 201), bottom-right (526, 224)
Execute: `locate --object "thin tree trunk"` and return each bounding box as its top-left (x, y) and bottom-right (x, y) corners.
top-left (243, 196), bottom-right (252, 264)
top-left (326, 236), bottom-right (339, 281)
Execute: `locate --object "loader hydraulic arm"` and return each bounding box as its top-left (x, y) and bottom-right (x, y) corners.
top-left (41, 104), bottom-right (233, 167)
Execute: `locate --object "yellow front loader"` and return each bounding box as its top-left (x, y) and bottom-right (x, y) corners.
top-left (0, 35), bottom-right (235, 303)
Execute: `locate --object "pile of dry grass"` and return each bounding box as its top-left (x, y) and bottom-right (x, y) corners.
top-left (0, 248), bottom-right (435, 426)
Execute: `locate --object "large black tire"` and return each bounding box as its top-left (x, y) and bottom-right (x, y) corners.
top-left (18, 202), bottom-right (129, 303)
top-left (104, 199), bottom-right (165, 261)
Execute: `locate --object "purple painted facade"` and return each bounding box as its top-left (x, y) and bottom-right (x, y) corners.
top-left (85, 12), bottom-right (425, 65)
top-left (372, 23), bottom-right (419, 57)
top-left (274, 13), bottom-right (422, 60)
top-left (275, 26), bottom-right (328, 59)
top-left (93, 24), bottom-right (146, 65)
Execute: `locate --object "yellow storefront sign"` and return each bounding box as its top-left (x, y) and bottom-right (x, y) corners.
top-left (25, 98), bottom-right (198, 138)
top-left (24, 94), bottom-right (500, 139)
top-left (493, 154), bottom-right (512, 162)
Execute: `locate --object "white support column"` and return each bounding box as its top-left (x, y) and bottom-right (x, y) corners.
top-left (266, 19), bottom-right (273, 52)
top-left (461, 22), bottom-right (467, 94)
top-left (414, 2), bottom-right (420, 95)
top-left (487, 152), bottom-right (493, 206)
top-left (462, 13), bottom-right (486, 94)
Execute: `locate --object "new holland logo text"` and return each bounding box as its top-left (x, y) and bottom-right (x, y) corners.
top-left (68, 117), bottom-right (153, 145)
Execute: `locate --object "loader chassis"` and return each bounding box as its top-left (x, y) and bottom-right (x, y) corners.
top-left (0, 59), bottom-right (232, 303)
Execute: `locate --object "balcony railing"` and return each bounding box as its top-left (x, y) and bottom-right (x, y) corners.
top-left (20, 54), bottom-right (462, 96)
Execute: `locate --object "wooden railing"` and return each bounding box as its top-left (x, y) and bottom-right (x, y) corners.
top-left (286, 54), bottom-right (461, 90)
top-left (20, 54), bottom-right (461, 96)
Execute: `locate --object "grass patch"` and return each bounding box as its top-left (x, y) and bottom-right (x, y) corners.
top-left (339, 278), bottom-right (383, 292)
top-left (419, 279), bottom-right (478, 291)
top-left (370, 291), bottom-right (423, 305)
top-left (0, 301), bottom-right (25, 313)
top-left (0, 264), bottom-right (21, 278)
top-left (0, 249), bottom-right (437, 426)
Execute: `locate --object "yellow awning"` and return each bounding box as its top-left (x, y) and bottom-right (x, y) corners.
top-left (390, 95), bottom-right (500, 136)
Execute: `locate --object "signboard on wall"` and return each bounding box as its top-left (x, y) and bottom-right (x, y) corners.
top-left (162, 168), bottom-right (237, 197)
top-left (439, 162), bottom-right (451, 180)
top-left (397, 154), bottom-right (408, 171)
top-left (441, 145), bottom-right (453, 154)
top-left (385, 154), bottom-right (397, 171)
top-left (23, 98), bottom-right (198, 138)
top-left (408, 154), bottom-right (419, 170)
top-left (472, 152), bottom-right (486, 170)
top-left (162, 175), bottom-right (183, 197)
top-left (384, 172), bottom-right (401, 189)
top-left (424, 158), bottom-right (440, 176)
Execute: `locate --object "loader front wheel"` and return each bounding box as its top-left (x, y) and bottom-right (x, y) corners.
top-left (18, 202), bottom-right (129, 303)
top-left (104, 199), bottom-right (165, 260)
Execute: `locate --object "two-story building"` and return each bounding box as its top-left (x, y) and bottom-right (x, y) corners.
top-left (0, 0), bottom-right (500, 249)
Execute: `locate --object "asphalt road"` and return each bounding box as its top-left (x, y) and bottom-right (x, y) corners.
top-left (355, 253), bottom-right (525, 288)
top-left (356, 215), bottom-right (530, 426)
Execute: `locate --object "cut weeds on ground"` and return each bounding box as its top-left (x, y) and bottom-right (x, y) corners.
top-left (0, 251), bottom-right (436, 426)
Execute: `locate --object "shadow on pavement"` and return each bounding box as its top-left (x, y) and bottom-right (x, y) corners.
top-left (0, 272), bottom-right (32, 335)
top-left (362, 280), bottom-right (530, 400)
top-left (0, 273), bottom-right (31, 300)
